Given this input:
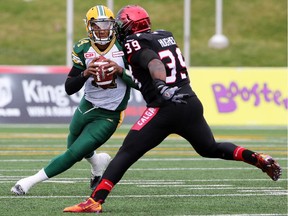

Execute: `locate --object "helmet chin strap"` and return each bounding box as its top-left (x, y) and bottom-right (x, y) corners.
top-left (91, 31), bottom-right (113, 45)
top-left (94, 40), bottom-right (109, 45)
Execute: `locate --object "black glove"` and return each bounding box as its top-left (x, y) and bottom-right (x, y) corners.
top-left (154, 79), bottom-right (189, 104)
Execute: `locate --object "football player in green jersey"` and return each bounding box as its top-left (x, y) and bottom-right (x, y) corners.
top-left (11, 5), bottom-right (137, 195)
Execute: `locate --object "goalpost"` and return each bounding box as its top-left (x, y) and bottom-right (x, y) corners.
top-left (66, 0), bottom-right (227, 67)
top-left (66, 0), bottom-right (73, 67)
top-left (65, 0), bottom-right (191, 67)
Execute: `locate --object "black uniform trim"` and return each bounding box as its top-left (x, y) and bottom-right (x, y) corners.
top-left (65, 66), bottom-right (88, 95)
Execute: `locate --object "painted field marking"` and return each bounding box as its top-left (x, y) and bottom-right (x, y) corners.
top-left (175, 214), bottom-right (287, 216)
top-left (0, 157), bottom-right (287, 162)
top-left (0, 193), bottom-right (287, 199)
top-left (0, 166), bottom-right (287, 173)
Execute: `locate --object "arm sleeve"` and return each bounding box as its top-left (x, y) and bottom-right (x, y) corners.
top-left (120, 69), bottom-right (139, 89)
top-left (65, 66), bottom-right (88, 95)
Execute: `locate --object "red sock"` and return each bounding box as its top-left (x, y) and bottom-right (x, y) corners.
top-left (91, 178), bottom-right (114, 198)
top-left (233, 146), bottom-right (246, 161)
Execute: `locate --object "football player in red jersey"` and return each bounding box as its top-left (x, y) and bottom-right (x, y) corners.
top-left (63, 5), bottom-right (282, 213)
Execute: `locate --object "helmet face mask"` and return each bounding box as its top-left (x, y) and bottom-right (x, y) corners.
top-left (85, 5), bottom-right (116, 45)
top-left (116, 5), bottom-right (151, 42)
top-left (88, 19), bottom-right (115, 45)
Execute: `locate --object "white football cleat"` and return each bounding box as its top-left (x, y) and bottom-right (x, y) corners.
top-left (11, 184), bottom-right (27, 195)
top-left (90, 153), bottom-right (111, 190)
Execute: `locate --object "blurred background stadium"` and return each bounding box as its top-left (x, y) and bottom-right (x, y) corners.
top-left (0, 0), bottom-right (286, 66)
top-left (0, 0), bottom-right (287, 126)
top-left (0, 1), bottom-right (287, 215)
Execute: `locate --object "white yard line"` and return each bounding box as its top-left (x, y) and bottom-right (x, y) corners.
top-left (0, 193), bottom-right (287, 199)
top-left (0, 157), bottom-right (287, 162)
top-left (2, 167), bottom-right (287, 172)
top-left (175, 214), bottom-right (287, 216)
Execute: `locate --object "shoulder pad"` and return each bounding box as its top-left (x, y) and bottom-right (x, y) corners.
top-left (126, 33), bottom-right (153, 42)
top-left (71, 38), bottom-right (90, 68)
top-left (153, 30), bottom-right (173, 37)
top-left (73, 38), bottom-right (90, 54)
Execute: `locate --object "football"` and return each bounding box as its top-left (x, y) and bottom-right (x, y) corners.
top-left (93, 56), bottom-right (114, 87)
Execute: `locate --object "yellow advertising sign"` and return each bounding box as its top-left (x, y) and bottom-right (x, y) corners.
top-left (189, 67), bottom-right (287, 126)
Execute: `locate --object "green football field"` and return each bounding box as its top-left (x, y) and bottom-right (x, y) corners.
top-left (0, 124), bottom-right (287, 216)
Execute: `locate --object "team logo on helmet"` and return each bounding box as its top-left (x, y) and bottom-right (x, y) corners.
top-left (115, 5), bottom-right (151, 42)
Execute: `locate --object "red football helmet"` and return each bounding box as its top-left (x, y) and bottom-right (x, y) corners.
top-left (116, 5), bottom-right (151, 41)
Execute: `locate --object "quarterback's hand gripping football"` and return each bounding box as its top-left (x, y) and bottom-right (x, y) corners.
top-left (154, 79), bottom-right (189, 104)
top-left (100, 58), bottom-right (124, 77)
top-left (85, 56), bottom-right (123, 78)
top-left (85, 56), bottom-right (124, 89)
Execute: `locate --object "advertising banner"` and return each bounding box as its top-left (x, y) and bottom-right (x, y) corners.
top-left (0, 66), bottom-right (286, 126)
top-left (190, 67), bottom-right (287, 126)
top-left (0, 66), bottom-right (146, 124)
